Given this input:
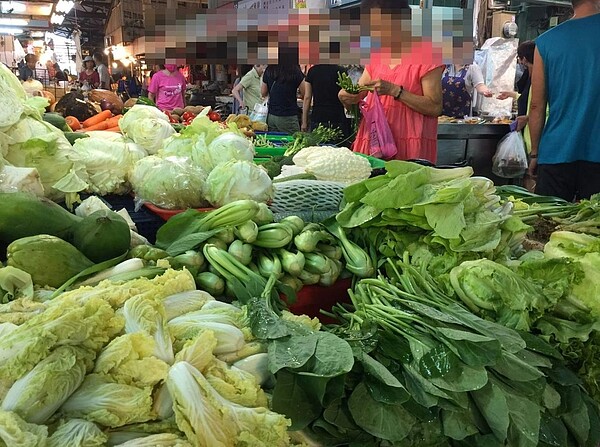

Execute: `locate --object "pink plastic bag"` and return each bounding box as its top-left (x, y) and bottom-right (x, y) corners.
top-left (359, 91), bottom-right (398, 160)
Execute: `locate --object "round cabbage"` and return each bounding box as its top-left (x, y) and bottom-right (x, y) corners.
top-left (204, 160), bottom-right (273, 208)
top-left (130, 156), bottom-right (208, 210)
top-left (204, 133), bottom-right (255, 171)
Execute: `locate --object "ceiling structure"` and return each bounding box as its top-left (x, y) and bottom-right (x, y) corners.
top-left (0, 1), bottom-right (113, 49)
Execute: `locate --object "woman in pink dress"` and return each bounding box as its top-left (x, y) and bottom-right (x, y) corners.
top-left (338, 0), bottom-right (444, 163)
top-left (148, 64), bottom-right (187, 112)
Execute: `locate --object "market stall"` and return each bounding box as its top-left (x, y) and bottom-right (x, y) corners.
top-left (437, 122), bottom-right (511, 182)
top-left (2, 59), bottom-right (600, 447)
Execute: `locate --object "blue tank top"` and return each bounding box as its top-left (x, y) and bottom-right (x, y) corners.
top-left (535, 14), bottom-right (600, 164)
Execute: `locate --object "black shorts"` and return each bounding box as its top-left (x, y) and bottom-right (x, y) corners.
top-left (535, 161), bottom-right (600, 202)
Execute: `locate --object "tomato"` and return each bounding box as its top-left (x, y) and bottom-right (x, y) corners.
top-left (208, 111), bottom-right (221, 122)
top-left (182, 112), bottom-right (195, 121)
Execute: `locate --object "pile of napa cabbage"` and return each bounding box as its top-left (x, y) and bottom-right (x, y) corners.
top-left (0, 267), bottom-right (301, 447)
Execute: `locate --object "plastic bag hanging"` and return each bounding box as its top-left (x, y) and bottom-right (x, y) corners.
top-left (492, 131), bottom-right (528, 178)
top-left (249, 99), bottom-right (269, 124)
top-left (358, 91), bottom-right (398, 160)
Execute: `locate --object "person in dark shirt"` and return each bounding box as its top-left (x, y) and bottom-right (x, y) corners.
top-left (18, 54), bottom-right (38, 81)
top-left (302, 64), bottom-right (351, 140)
top-left (261, 46), bottom-right (305, 135)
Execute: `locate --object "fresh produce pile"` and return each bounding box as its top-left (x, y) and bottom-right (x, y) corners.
top-left (0, 265), bottom-right (309, 446)
top-left (5, 56), bottom-right (600, 447)
top-left (146, 198), bottom-right (374, 296)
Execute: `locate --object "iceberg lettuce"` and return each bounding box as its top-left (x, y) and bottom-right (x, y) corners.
top-left (204, 160), bottom-right (273, 208)
top-left (129, 156), bottom-right (207, 210)
top-left (119, 105), bottom-right (175, 155)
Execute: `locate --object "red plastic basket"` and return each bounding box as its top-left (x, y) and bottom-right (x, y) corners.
top-left (143, 202), bottom-right (216, 221)
top-left (287, 278), bottom-right (352, 324)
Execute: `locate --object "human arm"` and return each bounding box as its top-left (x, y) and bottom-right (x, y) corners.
top-left (475, 83), bottom-right (493, 97)
top-left (261, 81), bottom-right (269, 98)
top-left (147, 74), bottom-right (158, 103)
top-left (528, 47), bottom-right (547, 175)
top-left (470, 65), bottom-right (493, 97)
top-left (232, 82), bottom-right (245, 109)
top-left (302, 81), bottom-right (313, 132)
top-left (497, 91), bottom-right (518, 100)
top-left (366, 66), bottom-right (444, 117)
top-left (338, 69), bottom-right (371, 108)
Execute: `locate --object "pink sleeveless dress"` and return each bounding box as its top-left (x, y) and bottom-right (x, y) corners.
top-left (353, 51), bottom-right (442, 164)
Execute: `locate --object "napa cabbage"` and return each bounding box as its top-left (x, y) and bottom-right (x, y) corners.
top-left (166, 362), bottom-right (291, 447)
top-left (47, 419), bottom-right (107, 447)
top-left (0, 410), bottom-right (47, 447)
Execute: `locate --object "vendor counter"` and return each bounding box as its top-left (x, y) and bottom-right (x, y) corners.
top-left (437, 123), bottom-right (511, 184)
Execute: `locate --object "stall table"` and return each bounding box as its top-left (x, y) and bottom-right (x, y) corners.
top-left (437, 123), bottom-right (512, 184)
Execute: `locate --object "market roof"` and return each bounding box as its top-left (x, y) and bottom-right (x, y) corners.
top-left (0, 1), bottom-right (111, 48)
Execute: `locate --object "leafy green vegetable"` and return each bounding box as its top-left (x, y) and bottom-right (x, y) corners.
top-left (1, 346), bottom-right (91, 424)
top-left (129, 155), bottom-right (208, 210)
top-left (118, 105), bottom-right (176, 155)
top-left (0, 409), bottom-right (47, 447)
top-left (47, 419), bottom-right (107, 447)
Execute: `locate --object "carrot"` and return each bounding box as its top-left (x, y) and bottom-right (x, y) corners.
top-left (65, 116), bottom-right (82, 130)
top-left (105, 126), bottom-right (122, 132)
top-left (82, 110), bottom-right (112, 128)
top-left (83, 121), bottom-right (109, 131)
top-left (104, 115), bottom-right (123, 129)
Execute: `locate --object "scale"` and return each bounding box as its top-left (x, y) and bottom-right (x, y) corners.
top-left (502, 22), bottom-right (519, 38)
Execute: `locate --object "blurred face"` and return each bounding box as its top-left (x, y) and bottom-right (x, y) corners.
top-left (85, 60), bottom-right (94, 70)
top-left (164, 64), bottom-right (177, 73)
top-left (255, 65), bottom-right (266, 76)
top-left (367, 8), bottom-right (412, 59)
top-left (26, 58), bottom-right (36, 69)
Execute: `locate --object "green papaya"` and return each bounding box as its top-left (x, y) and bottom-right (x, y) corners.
top-left (7, 235), bottom-right (94, 288)
top-left (0, 192), bottom-right (82, 246)
top-left (71, 209), bottom-right (131, 263)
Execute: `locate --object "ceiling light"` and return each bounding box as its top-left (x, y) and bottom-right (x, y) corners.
top-left (0, 2), bottom-right (27, 14)
top-left (55, 0), bottom-right (75, 14)
top-left (0, 27), bottom-right (23, 34)
top-left (0, 18), bottom-right (28, 26)
top-left (50, 13), bottom-right (65, 25)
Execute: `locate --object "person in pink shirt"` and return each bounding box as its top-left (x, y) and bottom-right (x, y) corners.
top-left (148, 64), bottom-right (187, 111)
top-left (338, 0), bottom-right (444, 163)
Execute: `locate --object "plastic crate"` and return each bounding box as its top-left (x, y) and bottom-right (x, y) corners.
top-left (91, 194), bottom-right (165, 244)
top-left (143, 202), bottom-right (215, 221)
top-left (255, 147), bottom-right (386, 169)
top-left (287, 278), bottom-right (352, 324)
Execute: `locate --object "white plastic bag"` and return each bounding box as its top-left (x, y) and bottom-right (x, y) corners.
top-left (249, 99), bottom-right (269, 123)
top-left (492, 131), bottom-right (528, 178)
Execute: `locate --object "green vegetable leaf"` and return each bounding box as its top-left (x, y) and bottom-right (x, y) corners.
top-left (297, 332), bottom-right (354, 378)
top-left (435, 327), bottom-right (502, 367)
top-left (165, 230), bottom-right (220, 256)
top-left (471, 380), bottom-right (510, 442)
top-left (348, 382), bottom-right (415, 442)
top-left (538, 413), bottom-right (568, 447)
top-left (268, 334), bottom-right (318, 374)
top-left (419, 343), bottom-right (460, 379)
top-left (441, 408), bottom-right (480, 441)
top-left (271, 369), bottom-right (323, 431)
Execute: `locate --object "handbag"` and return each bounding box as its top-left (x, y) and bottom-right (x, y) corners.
top-left (359, 91), bottom-right (398, 160)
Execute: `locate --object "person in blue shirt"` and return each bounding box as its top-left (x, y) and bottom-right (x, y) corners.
top-left (528, 0), bottom-right (600, 201)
